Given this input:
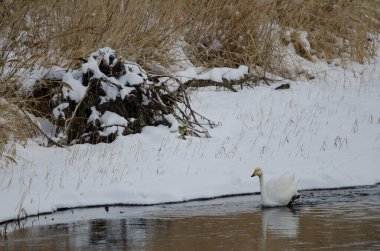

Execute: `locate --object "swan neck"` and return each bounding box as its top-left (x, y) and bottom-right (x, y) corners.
top-left (258, 174), bottom-right (268, 203)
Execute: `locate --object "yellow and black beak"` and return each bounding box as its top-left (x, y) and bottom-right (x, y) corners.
top-left (251, 172), bottom-right (256, 177)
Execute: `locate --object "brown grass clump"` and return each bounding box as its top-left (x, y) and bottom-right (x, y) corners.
top-left (275, 0), bottom-right (380, 64)
top-left (181, 1), bottom-right (284, 71)
top-left (182, 0), bottom-right (380, 71)
top-left (0, 0), bottom-right (183, 69)
top-left (0, 97), bottom-right (36, 167)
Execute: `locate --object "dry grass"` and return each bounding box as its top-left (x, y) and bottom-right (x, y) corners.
top-left (1, 0), bottom-right (378, 76)
top-left (275, 0), bottom-right (380, 63)
top-left (182, 1), bottom-right (284, 70)
top-left (0, 0), bottom-right (183, 69)
top-left (182, 0), bottom-right (380, 70)
top-left (0, 98), bottom-right (35, 167)
top-left (0, 0), bottom-right (379, 159)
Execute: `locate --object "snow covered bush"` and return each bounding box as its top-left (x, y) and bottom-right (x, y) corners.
top-left (29, 48), bottom-right (178, 145)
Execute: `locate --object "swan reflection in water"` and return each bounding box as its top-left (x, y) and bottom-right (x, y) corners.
top-left (261, 207), bottom-right (300, 239)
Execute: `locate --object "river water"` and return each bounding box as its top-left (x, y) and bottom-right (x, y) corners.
top-left (1, 184), bottom-right (379, 250)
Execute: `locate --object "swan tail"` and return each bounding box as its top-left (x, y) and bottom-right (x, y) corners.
top-left (287, 194), bottom-right (300, 207)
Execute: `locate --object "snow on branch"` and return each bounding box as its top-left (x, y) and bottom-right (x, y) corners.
top-left (27, 48), bottom-right (213, 145)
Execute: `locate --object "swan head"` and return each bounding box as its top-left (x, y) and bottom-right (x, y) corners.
top-left (251, 167), bottom-right (263, 177)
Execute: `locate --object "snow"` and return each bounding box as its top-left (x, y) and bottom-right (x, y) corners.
top-left (18, 48), bottom-right (153, 109)
top-left (120, 86), bottom-right (134, 99)
top-left (44, 66), bottom-right (66, 80)
top-left (101, 111), bottom-right (129, 127)
top-left (20, 69), bottom-right (50, 93)
top-left (120, 72), bottom-right (145, 86)
top-left (210, 39), bottom-right (223, 50)
top-left (168, 37), bottom-right (196, 71)
top-left (62, 72), bottom-right (88, 102)
top-left (175, 65), bottom-right (249, 83)
top-left (0, 98), bottom-right (7, 105)
top-left (99, 111), bottom-right (129, 136)
top-left (90, 47), bottom-right (117, 66)
top-left (20, 66), bottom-right (66, 93)
top-left (52, 102), bottom-right (69, 119)
top-left (100, 81), bottom-right (119, 101)
top-left (164, 114), bottom-right (179, 132)
top-left (142, 94), bottom-right (149, 105)
top-left (198, 65), bottom-right (249, 82)
top-left (87, 106), bottom-right (101, 125)
top-left (175, 67), bottom-right (198, 83)
top-left (81, 57), bottom-right (106, 79)
top-left (298, 31), bottom-right (311, 52)
top-left (1, 48), bottom-right (380, 223)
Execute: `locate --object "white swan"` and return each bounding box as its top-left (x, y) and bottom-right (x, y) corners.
top-left (251, 167), bottom-right (300, 207)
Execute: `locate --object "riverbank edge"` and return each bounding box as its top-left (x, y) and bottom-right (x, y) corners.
top-left (1, 182), bottom-right (379, 226)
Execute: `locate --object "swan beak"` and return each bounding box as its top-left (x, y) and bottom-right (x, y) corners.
top-left (251, 173), bottom-right (256, 177)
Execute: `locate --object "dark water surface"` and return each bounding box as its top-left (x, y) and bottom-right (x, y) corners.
top-left (1, 185), bottom-right (380, 250)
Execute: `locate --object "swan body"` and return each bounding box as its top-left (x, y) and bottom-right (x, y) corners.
top-left (251, 167), bottom-right (299, 207)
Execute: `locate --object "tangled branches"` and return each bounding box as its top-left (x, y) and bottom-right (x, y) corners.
top-left (28, 48), bottom-right (214, 145)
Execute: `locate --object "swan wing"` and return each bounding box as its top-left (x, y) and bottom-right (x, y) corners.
top-left (265, 171), bottom-right (298, 206)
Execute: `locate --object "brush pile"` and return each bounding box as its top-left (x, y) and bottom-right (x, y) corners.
top-left (29, 48), bottom-right (211, 145)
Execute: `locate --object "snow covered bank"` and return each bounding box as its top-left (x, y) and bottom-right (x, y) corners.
top-left (1, 51), bottom-right (380, 223)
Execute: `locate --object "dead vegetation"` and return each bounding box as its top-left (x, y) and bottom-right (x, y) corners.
top-left (29, 49), bottom-right (214, 145)
top-left (275, 0), bottom-right (380, 64)
top-left (0, 98), bottom-right (36, 168)
top-left (0, 0), bottom-right (379, 154)
top-left (181, 0), bottom-right (380, 71)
